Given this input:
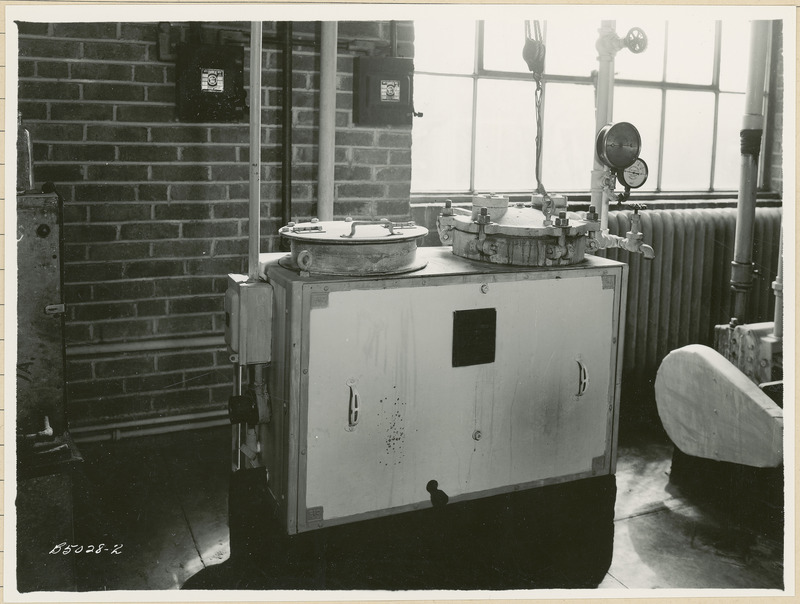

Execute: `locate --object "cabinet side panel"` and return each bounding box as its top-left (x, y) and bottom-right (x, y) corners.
top-left (609, 264), bottom-right (628, 474)
top-left (286, 280), bottom-right (305, 533)
top-left (258, 280), bottom-right (289, 524)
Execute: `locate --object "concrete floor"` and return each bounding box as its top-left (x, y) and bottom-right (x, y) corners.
top-left (69, 422), bottom-right (785, 593)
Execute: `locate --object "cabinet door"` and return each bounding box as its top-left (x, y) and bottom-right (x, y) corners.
top-left (300, 270), bottom-right (619, 529)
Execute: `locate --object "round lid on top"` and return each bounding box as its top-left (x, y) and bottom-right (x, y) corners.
top-left (279, 218), bottom-right (428, 244)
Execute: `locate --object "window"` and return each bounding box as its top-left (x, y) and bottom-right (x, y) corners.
top-left (411, 20), bottom-right (766, 196)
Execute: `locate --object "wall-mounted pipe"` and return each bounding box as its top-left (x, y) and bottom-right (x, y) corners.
top-left (318, 21), bottom-right (338, 221)
top-left (730, 20), bottom-right (770, 324)
top-left (248, 21), bottom-right (263, 280)
top-left (590, 21), bottom-right (617, 231)
top-left (66, 335), bottom-right (225, 357)
top-left (772, 227), bottom-right (783, 338)
top-left (281, 21), bottom-right (293, 230)
top-left (390, 20), bottom-right (398, 57)
top-left (71, 410), bottom-right (229, 443)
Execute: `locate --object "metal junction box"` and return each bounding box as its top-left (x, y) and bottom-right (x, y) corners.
top-left (249, 247), bottom-right (626, 534)
top-left (353, 57), bottom-right (414, 126)
top-left (176, 43), bottom-right (246, 122)
top-left (224, 275), bottom-right (273, 365)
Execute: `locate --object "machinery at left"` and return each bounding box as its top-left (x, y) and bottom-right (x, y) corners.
top-left (16, 185), bottom-right (84, 592)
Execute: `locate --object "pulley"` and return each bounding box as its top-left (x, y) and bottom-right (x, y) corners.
top-left (522, 21), bottom-right (546, 79)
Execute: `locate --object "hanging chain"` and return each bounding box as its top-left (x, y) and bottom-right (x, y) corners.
top-left (523, 21), bottom-right (549, 203)
top-left (534, 80), bottom-right (546, 197)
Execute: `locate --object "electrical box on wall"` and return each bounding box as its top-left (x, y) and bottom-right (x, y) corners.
top-left (353, 57), bottom-right (414, 126)
top-left (176, 43), bottom-right (246, 122)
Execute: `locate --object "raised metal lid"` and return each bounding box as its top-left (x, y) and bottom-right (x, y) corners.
top-left (280, 218), bottom-right (428, 244)
top-left (452, 205), bottom-right (594, 237)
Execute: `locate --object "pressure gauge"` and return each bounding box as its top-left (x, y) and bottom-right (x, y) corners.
top-left (596, 122), bottom-right (642, 169)
top-left (618, 158), bottom-right (649, 189)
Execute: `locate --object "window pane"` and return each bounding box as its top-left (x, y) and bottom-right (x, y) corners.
top-left (544, 20), bottom-right (603, 77)
top-left (483, 20), bottom-right (529, 72)
top-left (665, 20), bottom-right (715, 85)
top-left (540, 83), bottom-right (596, 191)
top-left (613, 87), bottom-right (663, 191)
top-left (414, 20), bottom-right (476, 74)
top-left (411, 75), bottom-right (474, 192)
top-left (719, 21), bottom-right (750, 92)
top-left (661, 91), bottom-right (715, 190)
top-left (714, 92), bottom-right (745, 190)
top-left (473, 79), bottom-right (537, 191)
top-left (615, 19), bottom-right (666, 82)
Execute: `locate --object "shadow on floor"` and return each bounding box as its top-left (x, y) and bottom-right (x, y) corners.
top-left (67, 423), bottom-right (785, 592)
top-left (184, 473), bottom-right (616, 591)
top-left (72, 428), bottom-right (231, 590)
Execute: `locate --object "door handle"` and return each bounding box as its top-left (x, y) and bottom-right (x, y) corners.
top-left (576, 358), bottom-right (588, 397)
top-left (346, 378), bottom-right (359, 431)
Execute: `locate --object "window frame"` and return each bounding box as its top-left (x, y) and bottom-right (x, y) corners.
top-left (410, 20), bottom-right (774, 200)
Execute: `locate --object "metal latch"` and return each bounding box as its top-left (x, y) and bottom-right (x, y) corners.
top-left (292, 225), bottom-right (326, 234)
top-left (340, 218), bottom-right (417, 238)
top-left (45, 304), bottom-right (65, 315)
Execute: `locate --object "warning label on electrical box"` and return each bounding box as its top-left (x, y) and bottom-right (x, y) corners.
top-left (380, 80), bottom-right (400, 102)
top-left (201, 69), bottom-right (225, 93)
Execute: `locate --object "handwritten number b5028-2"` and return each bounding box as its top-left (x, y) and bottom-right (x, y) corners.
top-left (49, 542), bottom-right (123, 555)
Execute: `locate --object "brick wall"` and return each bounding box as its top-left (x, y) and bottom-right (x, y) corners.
top-left (17, 20), bottom-right (415, 428)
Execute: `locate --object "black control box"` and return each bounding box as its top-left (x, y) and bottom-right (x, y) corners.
top-left (353, 57), bottom-right (414, 127)
top-left (176, 43), bottom-right (246, 122)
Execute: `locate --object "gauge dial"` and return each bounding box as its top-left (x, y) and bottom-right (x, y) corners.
top-left (596, 122), bottom-right (642, 169)
top-left (619, 158), bottom-right (649, 189)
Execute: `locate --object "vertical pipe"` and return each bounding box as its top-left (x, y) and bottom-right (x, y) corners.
top-left (281, 22), bottom-right (293, 228)
top-left (248, 21), bottom-right (263, 280)
top-left (318, 21), bottom-right (338, 221)
top-left (233, 363), bottom-right (243, 471)
top-left (390, 20), bottom-right (398, 57)
top-left (591, 21), bottom-right (617, 230)
top-left (730, 20), bottom-right (770, 323)
top-left (772, 226), bottom-right (783, 338)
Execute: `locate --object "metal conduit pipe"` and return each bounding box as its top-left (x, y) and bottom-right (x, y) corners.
top-left (249, 20), bottom-right (263, 280)
top-left (730, 20), bottom-right (770, 324)
top-left (390, 20), bottom-right (398, 56)
top-left (772, 227), bottom-right (783, 339)
top-left (71, 409), bottom-right (228, 434)
top-left (66, 335), bottom-right (225, 357)
top-left (282, 21), bottom-right (294, 229)
top-left (318, 21), bottom-right (338, 221)
top-left (72, 414), bottom-right (229, 443)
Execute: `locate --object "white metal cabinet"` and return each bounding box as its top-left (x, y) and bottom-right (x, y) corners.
top-left (257, 247), bottom-right (626, 534)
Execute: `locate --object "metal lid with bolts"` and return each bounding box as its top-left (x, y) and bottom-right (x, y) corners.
top-left (439, 195), bottom-right (601, 267)
top-left (279, 218), bottom-right (429, 276)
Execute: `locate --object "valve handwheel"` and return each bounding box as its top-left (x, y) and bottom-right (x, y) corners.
top-left (624, 27), bottom-right (648, 54)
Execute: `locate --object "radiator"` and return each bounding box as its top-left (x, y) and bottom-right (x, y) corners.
top-left (602, 207), bottom-right (782, 379)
